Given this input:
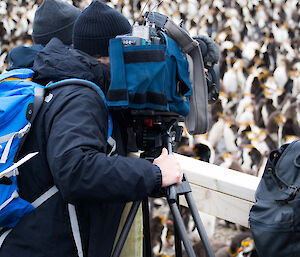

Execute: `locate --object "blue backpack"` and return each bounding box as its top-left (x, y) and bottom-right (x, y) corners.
top-left (249, 140), bottom-right (300, 257)
top-left (0, 68), bottom-right (112, 229)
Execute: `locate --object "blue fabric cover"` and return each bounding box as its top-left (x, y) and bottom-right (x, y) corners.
top-left (162, 32), bottom-right (192, 116)
top-left (107, 34), bottom-right (192, 116)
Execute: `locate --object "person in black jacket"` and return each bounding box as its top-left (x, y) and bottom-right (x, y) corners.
top-left (0, 1), bottom-right (183, 257)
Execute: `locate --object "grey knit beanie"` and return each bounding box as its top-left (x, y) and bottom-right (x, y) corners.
top-left (32, 0), bottom-right (81, 45)
top-left (73, 1), bottom-right (132, 57)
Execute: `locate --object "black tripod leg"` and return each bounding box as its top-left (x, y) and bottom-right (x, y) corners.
top-left (185, 192), bottom-right (215, 257)
top-left (169, 201), bottom-right (196, 257)
top-left (174, 196), bottom-right (182, 257)
top-left (111, 201), bottom-right (141, 257)
top-left (142, 198), bottom-right (152, 257)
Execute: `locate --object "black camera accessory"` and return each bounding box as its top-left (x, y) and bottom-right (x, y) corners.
top-left (146, 11), bottom-right (209, 135)
top-left (193, 36), bottom-right (220, 104)
top-left (206, 65), bottom-right (220, 104)
top-left (193, 35), bottom-right (220, 67)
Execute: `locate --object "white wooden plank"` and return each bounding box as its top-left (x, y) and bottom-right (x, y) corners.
top-left (181, 184), bottom-right (254, 227)
top-left (174, 153), bottom-right (261, 202)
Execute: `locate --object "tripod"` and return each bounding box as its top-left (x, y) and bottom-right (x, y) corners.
top-left (112, 110), bottom-right (215, 257)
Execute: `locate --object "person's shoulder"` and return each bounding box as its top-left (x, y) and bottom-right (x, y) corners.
top-left (48, 82), bottom-right (106, 108)
top-left (42, 82), bottom-right (108, 122)
top-left (54, 81), bottom-right (103, 94)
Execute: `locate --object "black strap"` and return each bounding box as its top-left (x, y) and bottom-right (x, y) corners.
top-left (14, 87), bottom-right (45, 162)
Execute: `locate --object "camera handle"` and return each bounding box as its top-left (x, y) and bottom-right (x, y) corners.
top-left (111, 129), bottom-right (215, 257)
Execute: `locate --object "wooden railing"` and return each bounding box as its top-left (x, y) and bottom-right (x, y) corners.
top-left (175, 153), bottom-right (261, 228)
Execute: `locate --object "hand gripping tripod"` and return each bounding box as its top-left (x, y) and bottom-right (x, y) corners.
top-left (111, 110), bottom-right (215, 257)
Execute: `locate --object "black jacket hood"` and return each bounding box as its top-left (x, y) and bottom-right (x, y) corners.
top-left (32, 37), bottom-right (111, 94)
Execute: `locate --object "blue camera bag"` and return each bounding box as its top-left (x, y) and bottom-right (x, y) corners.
top-left (107, 33), bottom-right (192, 116)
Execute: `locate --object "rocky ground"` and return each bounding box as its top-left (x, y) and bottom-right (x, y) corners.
top-left (150, 198), bottom-right (248, 256)
top-left (212, 219), bottom-right (243, 246)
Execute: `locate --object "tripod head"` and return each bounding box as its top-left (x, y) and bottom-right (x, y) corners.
top-left (130, 109), bottom-right (184, 159)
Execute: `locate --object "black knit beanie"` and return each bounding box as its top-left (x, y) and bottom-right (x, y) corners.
top-left (73, 1), bottom-right (132, 57)
top-left (32, 0), bottom-right (81, 45)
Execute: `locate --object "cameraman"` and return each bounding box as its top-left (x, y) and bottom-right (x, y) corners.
top-left (0, 1), bottom-right (182, 257)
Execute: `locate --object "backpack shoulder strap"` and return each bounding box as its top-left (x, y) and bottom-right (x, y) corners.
top-left (30, 87), bottom-right (45, 123)
top-left (46, 79), bottom-right (113, 140)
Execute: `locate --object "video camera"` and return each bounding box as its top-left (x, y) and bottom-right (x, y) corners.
top-left (106, 10), bottom-right (220, 139)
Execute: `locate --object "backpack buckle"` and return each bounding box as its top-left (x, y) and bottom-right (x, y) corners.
top-left (289, 185), bottom-right (299, 200)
